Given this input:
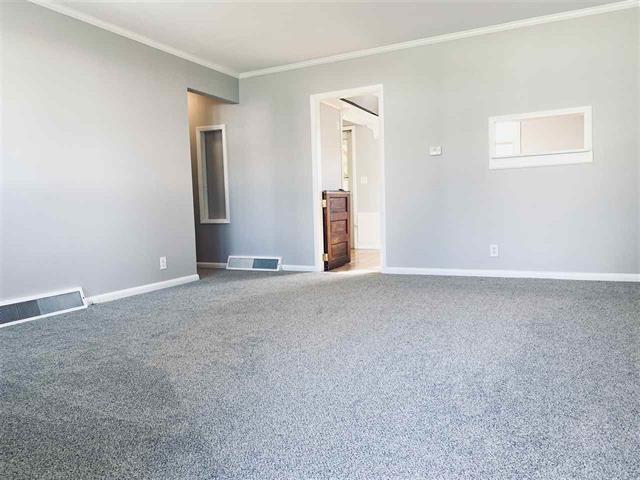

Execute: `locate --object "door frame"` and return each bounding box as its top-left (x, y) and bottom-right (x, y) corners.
top-left (309, 84), bottom-right (386, 272)
top-left (341, 125), bottom-right (358, 248)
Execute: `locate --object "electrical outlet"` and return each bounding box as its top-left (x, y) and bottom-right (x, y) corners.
top-left (489, 244), bottom-right (499, 257)
top-left (429, 145), bottom-right (442, 156)
top-left (159, 256), bottom-right (167, 270)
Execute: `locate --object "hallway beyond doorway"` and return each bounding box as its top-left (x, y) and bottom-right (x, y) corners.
top-left (331, 249), bottom-right (380, 273)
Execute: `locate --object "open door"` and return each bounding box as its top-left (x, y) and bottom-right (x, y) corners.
top-left (323, 190), bottom-right (351, 271)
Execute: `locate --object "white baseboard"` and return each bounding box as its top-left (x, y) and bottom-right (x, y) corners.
top-left (381, 267), bottom-right (640, 282)
top-left (87, 274), bottom-right (200, 304)
top-left (197, 262), bottom-right (227, 269)
top-left (282, 264), bottom-right (317, 272)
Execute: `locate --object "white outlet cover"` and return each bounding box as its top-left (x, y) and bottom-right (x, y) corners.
top-left (429, 146), bottom-right (442, 156)
top-left (160, 256), bottom-right (167, 269)
top-left (360, 176), bottom-right (368, 184)
top-left (489, 245), bottom-right (499, 257)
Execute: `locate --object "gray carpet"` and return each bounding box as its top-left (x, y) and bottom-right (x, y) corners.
top-left (1, 270), bottom-right (639, 479)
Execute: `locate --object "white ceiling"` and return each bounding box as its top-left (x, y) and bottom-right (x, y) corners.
top-left (46, 1), bottom-right (621, 77)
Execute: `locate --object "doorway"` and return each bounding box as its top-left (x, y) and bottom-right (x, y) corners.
top-left (187, 90), bottom-right (235, 275)
top-left (310, 85), bottom-right (385, 272)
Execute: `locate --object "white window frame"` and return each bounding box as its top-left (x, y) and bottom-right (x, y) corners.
top-left (196, 124), bottom-right (230, 224)
top-left (489, 106), bottom-right (592, 170)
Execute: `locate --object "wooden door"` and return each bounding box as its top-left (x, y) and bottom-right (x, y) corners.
top-left (323, 191), bottom-right (351, 271)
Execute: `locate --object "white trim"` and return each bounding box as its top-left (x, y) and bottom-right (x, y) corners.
top-left (196, 124), bottom-right (231, 224)
top-left (27, 0), bottom-right (638, 81)
top-left (240, 1), bottom-right (639, 79)
top-left (0, 287), bottom-right (87, 329)
top-left (489, 106), bottom-right (593, 170)
top-left (281, 264), bottom-right (317, 272)
top-left (321, 100), bottom-right (342, 110)
top-left (197, 262), bottom-right (227, 269)
top-left (86, 274), bottom-right (200, 304)
top-left (310, 84), bottom-right (386, 272)
top-left (27, 1), bottom-right (239, 78)
top-left (382, 267), bottom-right (640, 282)
top-left (489, 105), bottom-right (593, 125)
top-left (342, 125), bottom-right (358, 248)
top-left (490, 151), bottom-right (593, 170)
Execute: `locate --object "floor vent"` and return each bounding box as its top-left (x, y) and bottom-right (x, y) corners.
top-left (0, 288), bottom-right (87, 328)
top-left (226, 256), bottom-right (281, 272)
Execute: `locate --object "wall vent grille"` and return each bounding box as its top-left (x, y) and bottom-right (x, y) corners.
top-left (0, 288), bottom-right (87, 328)
top-left (226, 256), bottom-right (281, 272)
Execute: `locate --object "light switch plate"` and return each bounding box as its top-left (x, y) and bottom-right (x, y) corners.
top-left (429, 146), bottom-right (442, 156)
top-left (360, 176), bottom-right (368, 184)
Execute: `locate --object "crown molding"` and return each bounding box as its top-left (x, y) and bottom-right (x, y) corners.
top-left (239, 0), bottom-right (639, 79)
top-left (27, 0), bottom-right (239, 78)
top-left (26, 0), bottom-right (638, 82)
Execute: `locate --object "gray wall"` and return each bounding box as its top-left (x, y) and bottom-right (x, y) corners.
top-left (353, 125), bottom-right (381, 249)
top-left (223, 9), bottom-right (638, 272)
top-left (320, 104), bottom-right (343, 191)
top-left (3, 3), bottom-right (637, 296)
top-left (354, 125), bottom-right (380, 214)
top-left (1, 1), bottom-right (238, 300)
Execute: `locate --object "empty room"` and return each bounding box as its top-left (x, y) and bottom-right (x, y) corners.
top-left (1, 1), bottom-right (638, 479)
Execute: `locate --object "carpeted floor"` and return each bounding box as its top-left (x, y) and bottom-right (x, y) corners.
top-left (1, 270), bottom-right (639, 479)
